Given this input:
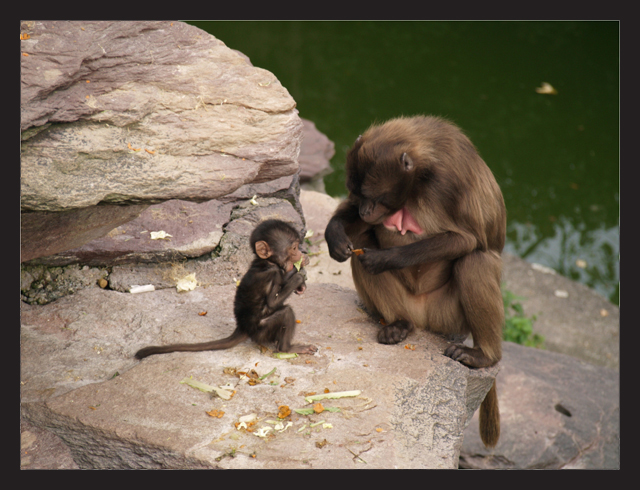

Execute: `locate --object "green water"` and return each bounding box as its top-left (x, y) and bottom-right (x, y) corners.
top-left (188, 21), bottom-right (619, 305)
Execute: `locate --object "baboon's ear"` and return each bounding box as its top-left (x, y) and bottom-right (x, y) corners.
top-left (254, 240), bottom-right (272, 259)
top-left (401, 152), bottom-right (414, 171)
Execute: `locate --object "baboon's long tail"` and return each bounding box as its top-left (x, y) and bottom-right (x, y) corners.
top-left (479, 380), bottom-right (500, 448)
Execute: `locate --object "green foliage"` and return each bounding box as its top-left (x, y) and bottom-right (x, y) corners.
top-left (502, 286), bottom-right (544, 348)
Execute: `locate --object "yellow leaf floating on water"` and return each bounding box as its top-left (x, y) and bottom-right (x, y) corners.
top-left (535, 82), bottom-right (558, 95)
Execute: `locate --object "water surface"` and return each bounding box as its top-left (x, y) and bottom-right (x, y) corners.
top-left (188, 21), bottom-right (619, 304)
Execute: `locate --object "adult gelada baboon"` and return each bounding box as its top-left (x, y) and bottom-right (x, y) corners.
top-left (325, 115), bottom-right (506, 447)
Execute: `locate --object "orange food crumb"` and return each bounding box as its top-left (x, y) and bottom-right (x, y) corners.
top-left (277, 405), bottom-right (291, 419)
top-left (352, 248), bottom-right (364, 256)
top-left (404, 344), bottom-right (416, 351)
top-left (145, 148), bottom-right (155, 154)
top-left (22, 52), bottom-right (29, 57)
top-left (313, 403), bottom-right (324, 413)
top-left (198, 311), bottom-right (207, 316)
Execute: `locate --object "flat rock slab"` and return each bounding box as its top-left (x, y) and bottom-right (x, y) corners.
top-left (20, 204), bottom-right (149, 263)
top-left (30, 199), bottom-right (234, 267)
top-left (20, 283), bottom-right (497, 469)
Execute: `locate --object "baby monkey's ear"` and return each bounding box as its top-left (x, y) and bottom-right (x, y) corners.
top-left (254, 240), bottom-right (272, 259)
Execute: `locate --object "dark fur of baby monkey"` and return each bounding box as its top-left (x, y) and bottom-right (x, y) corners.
top-left (135, 220), bottom-right (317, 359)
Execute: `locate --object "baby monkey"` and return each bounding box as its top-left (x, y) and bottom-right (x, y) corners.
top-left (135, 219), bottom-right (317, 359)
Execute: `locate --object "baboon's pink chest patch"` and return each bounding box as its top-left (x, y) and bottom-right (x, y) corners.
top-left (382, 207), bottom-right (424, 235)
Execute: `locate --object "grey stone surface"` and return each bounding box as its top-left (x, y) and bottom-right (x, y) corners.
top-left (20, 284), bottom-right (496, 469)
top-left (460, 342), bottom-right (619, 469)
top-left (501, 254), bottom-right (619, 370)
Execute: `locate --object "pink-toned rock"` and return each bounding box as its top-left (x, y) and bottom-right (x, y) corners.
top-left (21, 21), bottom-right (302, 212)
top-left (20, 21), bottom-right (303, 263)
top-left (21, 204), bottom-right (148, 263)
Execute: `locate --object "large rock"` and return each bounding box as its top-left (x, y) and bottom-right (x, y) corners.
top-left (460, 342), bottom-right (619, 469)
top-left (20, 20), bottom-right (303, 261)
top-left (23, 116), bottom-right (331, 268)
top-left (20, 284), bottom-right (497, 469)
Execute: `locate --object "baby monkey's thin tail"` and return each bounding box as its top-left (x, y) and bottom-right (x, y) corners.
top-left (135, 329), bottom-right (248, 359)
